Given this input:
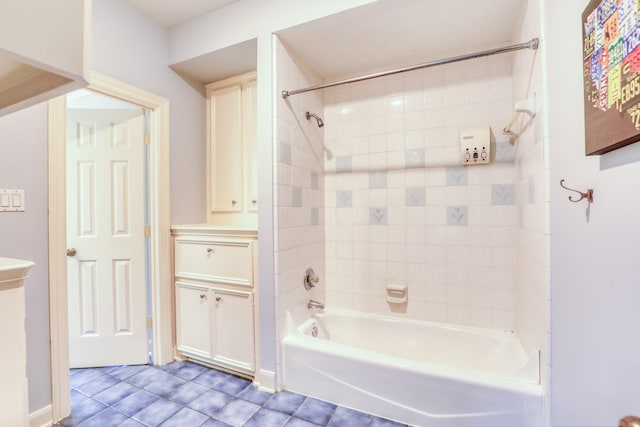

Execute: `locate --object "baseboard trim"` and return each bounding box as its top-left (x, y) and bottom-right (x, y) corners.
top-left (254, 369), bottom-right (276, 393)
top-left (30, 404), bottom-right (52, 427)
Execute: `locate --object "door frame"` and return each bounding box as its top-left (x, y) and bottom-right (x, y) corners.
top-left (47, 72), bottom-right (173, 421)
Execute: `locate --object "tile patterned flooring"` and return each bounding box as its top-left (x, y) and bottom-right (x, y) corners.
top-left (56, 361), bottom-right (409, 427)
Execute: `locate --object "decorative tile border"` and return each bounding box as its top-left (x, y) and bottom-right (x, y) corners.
top-left (447, 206), bottom-right (468, 226)
top-left (406, 187), bottom-right (425, 206)
top-left (370, 207), bottom-right (387, 225)
top-left (292, 187), bottom-right (302, 207)
top-left (369, 171), bottom-right (387, 189)
top-left (336, 190), bottom-right (353, 208)
top-left (336, 156), bottom-right (352, 173)
top-left (279, 143), bottom-right (292, 165)
top-left (446, 166), bottom-right (467, 186)
top-left (405, 149), bottom-right (425, 169)
top-left (491, 184), bottom-right (515, 205)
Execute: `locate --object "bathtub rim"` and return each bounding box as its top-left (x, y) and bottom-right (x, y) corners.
top-left (284, 308), bottom-right (541, 390)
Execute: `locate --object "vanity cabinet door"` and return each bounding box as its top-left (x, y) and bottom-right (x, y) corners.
top-left (209, 85), bottom-right (243, 212)
top-left (176, 282), bottom-right (213, 360)
top-left (212, 288), bottom-right (255, 374)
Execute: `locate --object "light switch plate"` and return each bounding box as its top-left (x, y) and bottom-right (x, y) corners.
top-left (0, 189), bottom-right (25, 212)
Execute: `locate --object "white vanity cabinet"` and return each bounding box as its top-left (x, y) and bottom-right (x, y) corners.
top-left (206, 71), bottom-right (257, 225)
top-left (172, 225), bottom-right (258, 377)
top-left (0, 257), bottom-right (34, 427)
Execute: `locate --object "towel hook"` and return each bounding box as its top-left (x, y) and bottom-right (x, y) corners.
top-left (560, 179), bottom-right (593, 203)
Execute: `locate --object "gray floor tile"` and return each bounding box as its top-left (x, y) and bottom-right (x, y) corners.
top-left (237, 384), bottom-right (273, 405)
top-left (192, 369), bottom-right (229, 388)
top-left (93, 381), bottom-right (140, 405)
top-left (169, 361), bottom-right (208, 380)
top-left (294, 397), bottom-right (337, 425)
top-left (117, 419), bottom-right (146, 426)
top-left (70, 369), bottom-right (103, 388)
top-left (187, 389), bottom-right (234, 418)
top-left (167, 381), bottom-right (209, 405)
top-left (126, 367), bottom-right (170, 388)
top-left (159, 407), bottom-right (209, 427)
top-left (285, 417), bottom-right (323, 427)
top-left (326, 406), bottom-right (372, 427)
top-left (143, 373), bottom-right (187, 397)
top-left (212, 399), bottom-right (260, 425)
top-left (370, 416), bottom-right (410, 426)
top-left (111, 389), bottom-right (160, 417)
top-left (76, 408), bottom-right (128, 427)
top-left (132, 398), bottom-right (182, 426)
top-left (63, 363), bottom-right (404, 427)
top-left (265, 390), bottom-right (307, 415)
top-left (108, 365), bottom-right (151, 381)
top-left (201, 419), bottom-right (232, 427)
top-left (212, 374), bottom-right (251, 396)
top-left (245, 408), bottom-right (290, 427)
top-left (74, 373), bottom-right (121, 397)
top-left (61, 395), bottom-right (106, 425)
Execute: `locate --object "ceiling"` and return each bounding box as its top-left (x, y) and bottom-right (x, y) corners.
top-left (121, 0), bottom-right (528, 85)
top-left (277, 0), bottom-right (528, 81)
top-left (123, 0), bottom-right (240, 27)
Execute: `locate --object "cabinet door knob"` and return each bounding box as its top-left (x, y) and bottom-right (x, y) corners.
top-left (215, 296), bottom-right (222, 302)
top-left (207, 248), bottom-right (214, 253)
top-left (231, 200), bottom-right (237, 206)
top-left (200, 294), bottom-right (206, 299)
top-left (252, 200), bottom-right (257, 205)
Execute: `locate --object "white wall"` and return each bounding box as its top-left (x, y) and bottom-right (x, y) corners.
top-left (321, 56), bottom-right (519, 330)
top-left (512, 0), bottom-right (550, 420)
top-left (545, 0), bottom-right (640, 425)
top-left (274, 38), bottom-right (326, 387)
top-left (0, 103), bottom-right (51, 412)
top-left (92, 0), bottom-right (206, 225)
top-left (169, 0), bottom-right (377, 66)
top-left (168, 0), bottom-right (383, 385)
top-left (0, 0), bottom-right (206, 415)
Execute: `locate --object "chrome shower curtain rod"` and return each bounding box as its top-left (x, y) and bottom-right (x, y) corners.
top-left (281, 38), bottom-right (539, 99)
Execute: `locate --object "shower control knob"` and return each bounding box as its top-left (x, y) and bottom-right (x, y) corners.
top-left (304, 268), bottom-right (320, 290)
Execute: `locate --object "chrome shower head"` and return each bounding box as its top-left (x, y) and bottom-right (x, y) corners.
top-left (305, 111), bottom-right (324, 128)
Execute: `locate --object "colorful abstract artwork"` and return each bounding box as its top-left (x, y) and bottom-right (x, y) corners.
top-left (582, 0), bottom-right (640, 154)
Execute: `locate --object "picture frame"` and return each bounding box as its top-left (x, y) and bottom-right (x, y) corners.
top-left (582, 0), bottom-right (640, 155)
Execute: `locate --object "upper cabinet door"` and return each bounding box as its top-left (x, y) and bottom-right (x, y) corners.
top-left (206, 71), bottom-right (257, 226)
top-left (244, 80), bottom-right (258, 212)
top-left (209, 85), bottom-right (243, 212)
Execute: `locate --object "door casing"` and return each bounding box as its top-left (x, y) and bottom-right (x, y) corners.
top-left (47, 72), bottom-right (172, 422)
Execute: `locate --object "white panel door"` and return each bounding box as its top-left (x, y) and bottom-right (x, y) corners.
top-left (66, 108), bottom-right (147, 368)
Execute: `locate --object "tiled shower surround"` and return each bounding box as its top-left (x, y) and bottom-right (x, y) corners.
top-left (323, 56), bottom-right (519, 331)
top-left (275, 31), bottom-right (547, 395)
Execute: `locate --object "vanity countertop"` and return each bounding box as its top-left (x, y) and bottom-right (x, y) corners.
top-left (0, 257), bottom-right (34, 285)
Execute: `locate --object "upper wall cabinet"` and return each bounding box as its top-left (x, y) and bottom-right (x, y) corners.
top-left (0, 0), bottom-right (89, 117)
top-left (206, 71), bottom-right (257, 227)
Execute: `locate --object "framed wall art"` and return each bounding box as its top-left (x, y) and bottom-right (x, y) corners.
top-left (582, 0), bottom-right (640, 155)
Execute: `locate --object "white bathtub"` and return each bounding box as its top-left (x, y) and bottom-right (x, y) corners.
top-left (282, 310), bottom-right (543, 427)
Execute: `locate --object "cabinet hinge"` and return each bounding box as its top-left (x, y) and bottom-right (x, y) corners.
top-left (146, 316), bottom-right (152, 329)
top-left (145, 224), bottom-right (151, 236)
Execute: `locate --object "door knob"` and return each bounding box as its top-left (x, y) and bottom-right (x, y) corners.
top-left (66, 248), bottom-right (77, 257)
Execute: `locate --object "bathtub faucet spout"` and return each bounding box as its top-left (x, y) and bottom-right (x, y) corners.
top-left (307, 299), bottom-right (325, 310)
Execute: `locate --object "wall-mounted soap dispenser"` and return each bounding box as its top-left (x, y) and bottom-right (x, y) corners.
top-left (460, 126), bottom-right (491, 165)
